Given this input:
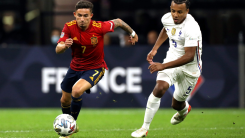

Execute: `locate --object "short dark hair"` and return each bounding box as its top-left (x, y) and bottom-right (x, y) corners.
top-left (172, 0), bottom-right (190, 9)
top-left (75, 0), bottom-right (94, 12)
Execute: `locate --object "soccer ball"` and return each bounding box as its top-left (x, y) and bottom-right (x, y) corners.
top-left (53, 114), bottom-right (76, 136)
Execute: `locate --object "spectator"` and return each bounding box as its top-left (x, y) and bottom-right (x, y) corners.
top-left (50, 28), bottom-right (61, 45)
top-left (147, 30), bottom-right (158, 45)
top-left (0, 11), bottom-right (26, 46)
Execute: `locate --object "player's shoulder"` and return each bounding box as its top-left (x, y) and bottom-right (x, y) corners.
top-left (91, 20), bottom-right (103, 29)
top-left (183, 14), bottom-right (201, 35)
top-left (161, 12), bottom-right (172, 21)
top-left (91, 20), bottom-right (113, 29)
top-left (65, 20), bottom-right (77, 27)
top-left (161, 12), bottom-right (173, 25)
top-left (185, 14), bottom-right (200, 29)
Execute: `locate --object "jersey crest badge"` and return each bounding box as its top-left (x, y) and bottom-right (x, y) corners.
top-left (171, 28), bottom-right (176, 35)
top-left (91, 36), bottom-right (98, 46)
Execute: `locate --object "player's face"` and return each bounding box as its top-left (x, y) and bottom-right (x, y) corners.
top-left (74, 9), bottom-right (93, 30)
top-left (170, 1), bottom-right (189, 24)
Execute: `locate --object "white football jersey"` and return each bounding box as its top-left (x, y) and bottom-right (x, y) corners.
top-left (161, 13), bottom-right (202, 77)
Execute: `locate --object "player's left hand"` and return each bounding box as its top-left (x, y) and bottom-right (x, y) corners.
top-left (129, 34), bottom-right (138, 45)
top-left (148, 62), bottom-right (165, 74)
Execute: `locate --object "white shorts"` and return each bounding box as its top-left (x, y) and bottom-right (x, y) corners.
top-left (157, 67), bottom-right (199, 101)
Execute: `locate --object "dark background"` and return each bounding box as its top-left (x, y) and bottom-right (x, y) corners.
top-left (0, 0), bottom-right (243, 108)
top-left (0, 0), bottom-right (244, 46)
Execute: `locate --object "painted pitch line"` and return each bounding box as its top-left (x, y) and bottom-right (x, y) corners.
top-left (0, 127), bottom-right (243, 133)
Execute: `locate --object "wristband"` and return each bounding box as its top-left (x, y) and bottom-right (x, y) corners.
top-left (130, 31), bottom-right (136, 38)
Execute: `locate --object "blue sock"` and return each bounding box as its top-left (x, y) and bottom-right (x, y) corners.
top-left (61, 104), bottom-right (71, 115)
top-left (71, 95), bottom-right (83, 120)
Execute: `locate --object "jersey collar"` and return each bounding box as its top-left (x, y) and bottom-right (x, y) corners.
top-left (77, 20), bottom-right (93, 32)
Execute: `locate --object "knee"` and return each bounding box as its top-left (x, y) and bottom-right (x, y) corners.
top-left (157, 83), bottom-right (168, 92)
top-left (60, 97), bottom-right (71, 106)
top-left (153, 82), bottom-right (169, 97)
top-left (72, 87), bottom-right (82, 98)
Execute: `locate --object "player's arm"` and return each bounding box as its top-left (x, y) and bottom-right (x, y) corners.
top-left (111, 18), bottom-right (138, 45)
top-left (55, 38), bottom-right (73, 54)
top-left (147, 27), bottom-right (168, 64)
top-left (149, 46), bottom-right (197, 73)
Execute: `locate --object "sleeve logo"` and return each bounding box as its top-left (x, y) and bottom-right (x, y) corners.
top-left (66, 20), bottom-right (76, 26)
top-left (60, 32), bottom-right (65, 38)
top-left (92, 21), bottom-right (101, 28)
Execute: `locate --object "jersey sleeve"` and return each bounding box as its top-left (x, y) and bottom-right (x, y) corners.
top-left (101, 21), bottom-right (114, 34)
top-left (184, 23), bottom-right (200, 47)
top-left (161, 13), bottom-right (171, 27)
top-left (57, 24), bottom-right (71, 43)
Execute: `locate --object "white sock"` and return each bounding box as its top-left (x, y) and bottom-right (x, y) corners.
top-left (178, 101), bottom-right (189, 116)
top-left (142, 93), bottom-right (161, 130)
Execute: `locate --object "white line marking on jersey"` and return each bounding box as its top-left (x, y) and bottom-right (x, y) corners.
top-left (109, 22), bottom-right (113, 30)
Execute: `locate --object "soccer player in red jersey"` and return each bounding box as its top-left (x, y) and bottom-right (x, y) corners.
top-left (55, 0), bottom-right (138, 137)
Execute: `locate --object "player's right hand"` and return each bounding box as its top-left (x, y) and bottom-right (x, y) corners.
top-left (147, 50), bottom-right (157, 64)
top-left (65, 38), bottom-right (73, 48)
top-left (129, 33), bottom-right (138, 45)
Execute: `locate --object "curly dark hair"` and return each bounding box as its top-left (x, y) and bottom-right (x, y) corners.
top-left (75, 0), bottom-right (94, 12)
top-left (172, 0), bottom-right (190, 9)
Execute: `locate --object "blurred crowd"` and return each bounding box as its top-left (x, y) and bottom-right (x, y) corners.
top-left (0, 0), bottom-right (245, 47)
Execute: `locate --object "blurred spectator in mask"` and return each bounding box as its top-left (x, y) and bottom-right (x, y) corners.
top-left (51, 28), bottom-right (61, 45)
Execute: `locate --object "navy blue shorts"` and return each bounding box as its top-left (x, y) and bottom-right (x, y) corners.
top-left (61, 67), bottom-right (105, 93)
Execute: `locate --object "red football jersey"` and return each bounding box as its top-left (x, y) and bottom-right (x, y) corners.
top-left (58, 20), bottom-right (114, 71)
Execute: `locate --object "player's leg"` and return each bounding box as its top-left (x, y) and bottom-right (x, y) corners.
top-left (142, 80), bottom-right (169, 130)
top-left (170, 73), bottom-right (198, 125)
top-left (60, 67), bottom-right (79, 115)
top-left (60, 90), bottom-right (72, 115)
top-left (59, 68), bottom-right (79, 138)
top-left (59, 91), bottom-right (73, 138)
top-left (170, 97), bottom-right (191, 125)
top-left (131, 73), bottom-right (171, 138)
top-left (70, 79), bottom-right (91, 120)
top-left (70, 68), bottom-right (105, 120)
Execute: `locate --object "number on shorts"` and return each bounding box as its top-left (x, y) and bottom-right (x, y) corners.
top-left (185, 86), bottom-right (193, 95)
top-left (93, 70), bottom-right (99, 77)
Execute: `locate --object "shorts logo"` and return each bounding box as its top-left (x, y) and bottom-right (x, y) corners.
top-left (60, 32), bottom-right (65, 38)
top-left (89, 76), bottom-right (94, 81)
top-left (91, 35), bottom-right (98, 46)
top-left (171, 28), bottom-right (176, 35)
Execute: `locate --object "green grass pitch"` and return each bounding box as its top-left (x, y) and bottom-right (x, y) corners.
top-left (0, 108), bottom-right (244, 138)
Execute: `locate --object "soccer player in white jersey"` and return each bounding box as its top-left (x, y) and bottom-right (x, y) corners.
top-left (131, 0), bottom-right (202, 137)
